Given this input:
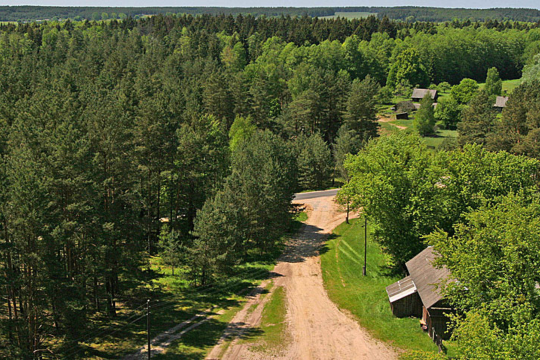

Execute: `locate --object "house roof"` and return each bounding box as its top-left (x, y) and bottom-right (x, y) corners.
top-left (494, 96), bottom-right (509, 108)
top-left (412, 88), bottom-right (437, 100)
top-left (406, 246), bottom-right (450, 309)
top-left (386, 275), bottom-right (417, 303)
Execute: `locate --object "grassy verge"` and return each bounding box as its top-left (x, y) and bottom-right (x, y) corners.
top-left (248, 285), bottom-right (289, 353)
top-left (321, 218), bottom-right (438, 354)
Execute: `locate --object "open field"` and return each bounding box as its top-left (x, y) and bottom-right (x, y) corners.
top-left (320, 12), bottom-right (376, 19)
top-left (321, 218), bottom-right (439, 354)
top-left (478, 78), bottom-right (521, 94)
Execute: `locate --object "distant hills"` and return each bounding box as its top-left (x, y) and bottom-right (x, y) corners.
top-left (0, 6), bottom-right (540, 23)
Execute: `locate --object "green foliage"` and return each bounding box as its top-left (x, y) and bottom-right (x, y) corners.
top-left (450, 312), bottom-right (540, 359)
top-left (488, 80), bottom-right (540, 157)
top-left (435, 95), bottom-right (461, 129)
top-left (387, 48), bottom-right (429, 89)
top-left (296, 133), bottom-right (333, 191)
top-left (333, 125), bottom-right (362, 181)
top-left (457, 91), bottom-right (496, 147)
top-left (428, 193), bottom-right (540, 328)
top-left (345, 75), bottom-right (380, 141)
top-left (229, 115), bottom-right (256, 152)
top-left (521, 53), bottom-right (540, 83)
top-left (414, 94), bottom-right (436, 136)
top-left (428, 193), bottom-right (540, 358)
top-left (378, 85), bottom-right (394, 104)
top-left (450, 78), bottom-right (479, 104)
top-left (343, 132), bottom-right (434, 266)
top-left (191, 131), bottom-right (296, 284)
top-left (437, 82), bottom-right (451, 93)
top-left (344, 132), bottom-right (539, 267)
top-left (484, 67), bottom-right (502, 97)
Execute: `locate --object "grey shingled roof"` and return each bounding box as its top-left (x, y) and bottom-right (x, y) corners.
top-left (412, 88), bottom-right (437, 100)
top-left (406, 246), bottom-right (450, 309)
top-left (494, 96), bottom-right (509, 108)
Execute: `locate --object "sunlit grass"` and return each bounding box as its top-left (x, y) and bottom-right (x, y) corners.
top-left (321, 218), bottom-right (438, 353)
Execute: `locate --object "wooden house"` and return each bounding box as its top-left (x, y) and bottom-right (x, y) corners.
top-left (386, 247), bottom-right (454, 341)
top-left (494, 96), bottom-right (508, 111)
top-left (411, 89), bottom-right (438, 102)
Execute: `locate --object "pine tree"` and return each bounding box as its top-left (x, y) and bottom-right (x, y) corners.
top-left (484, 67), bottom-right (502, 97)
top-left (458, 91), bottom-right (496, 147)
top-left (345, 75), bottom-right (380, 141)
top-left (414, 94), bottom-right (436, 136)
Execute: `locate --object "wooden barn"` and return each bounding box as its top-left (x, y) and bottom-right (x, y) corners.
top-left (411, 88), bottom-right (438, 102)
top-left (386, 247), bottom-right (454, 341)
top-left (494, 96), bottom-right (509, 111)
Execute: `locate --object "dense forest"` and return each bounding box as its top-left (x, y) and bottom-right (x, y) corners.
top-left (1, 6), bottom-right (540, 23)
top-left (1, 12), bottom-right (540, 359)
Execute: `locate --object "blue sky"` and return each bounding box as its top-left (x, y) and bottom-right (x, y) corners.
top-left (1, 0), bottom-right (539, 10)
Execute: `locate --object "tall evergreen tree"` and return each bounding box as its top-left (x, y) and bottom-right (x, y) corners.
top-left (345, 75), bottom-right (380, 141)
top-left (413, 93), bottom-right (436, 136)
top-left (458, 91), bottom-right (496, 147)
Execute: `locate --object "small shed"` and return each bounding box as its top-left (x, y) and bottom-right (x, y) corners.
top-left (396, 112), bottom-right (409, 120)
top-left (412, 89), bottom-right (438, 102)
top-left (386, 275), bottom-right (422, 317)
top-left (396, 100), bottom-right (416, 113)
top-left (407, 247), bottom-right (453, 340)
top-left (494, 96), bottom-right (508, 111)
top-left (386, 247), bottom-right (454, 341)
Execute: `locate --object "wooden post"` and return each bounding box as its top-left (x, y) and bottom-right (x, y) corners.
top-left (147, 299), bottom-right (151, 359)
top-left (362, 217), bottom-right (367, 276)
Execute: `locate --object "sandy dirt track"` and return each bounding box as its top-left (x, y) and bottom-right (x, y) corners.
top-left (207, 190), bottom-right (397, 360)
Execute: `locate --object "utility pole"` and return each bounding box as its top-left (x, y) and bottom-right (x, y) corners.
top-left (362, 217), bottom-right (367, 276)
top-left (147, 299), bottom-right (151, 359)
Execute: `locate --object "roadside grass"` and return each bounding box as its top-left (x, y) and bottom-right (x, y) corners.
top-left (321, 218), bottom-right (439, 354)
top-left (320, 12), bottom-right (376, 19)
top-left (298, 182), bottom-right (343, 193)
top-left (246, 285), bottom-right (289, 354)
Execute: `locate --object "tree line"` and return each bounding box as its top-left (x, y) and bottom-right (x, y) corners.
top-left (1, 6), bottom-right (540, 23)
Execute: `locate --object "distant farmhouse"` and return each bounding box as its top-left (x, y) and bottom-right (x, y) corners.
top-left (411, 88), bottom-right (438, 102)
top-left (386, 247), bottom-right (454, 343)
top-left (494, 96), bottom-right (509, 111)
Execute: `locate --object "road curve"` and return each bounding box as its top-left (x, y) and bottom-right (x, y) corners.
top-left (292, 188), bottom-right (339, 201)
top-left (208, 189), bottom-right (397, 360)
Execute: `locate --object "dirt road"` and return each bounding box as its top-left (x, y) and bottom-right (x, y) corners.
top-left (207, 190), bottom-right (397, 360)
top-left (378, 116), bottom-right (406, 130)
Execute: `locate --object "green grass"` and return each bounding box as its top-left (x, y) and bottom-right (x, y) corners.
top-left (295, 211), bottom-right (308, 223)
top-left (478, 78), bottom-right (521, 94)
top-left (423, 129), bottom-right (458, 149)
top-left (391, 119), bottom-right (415, 128)
top-left (321, 218), bottom-right (439, 353)
top-left (320, 12), bottom-right (376, 19)
top-left (247, 285), bottom-right (289, 354)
